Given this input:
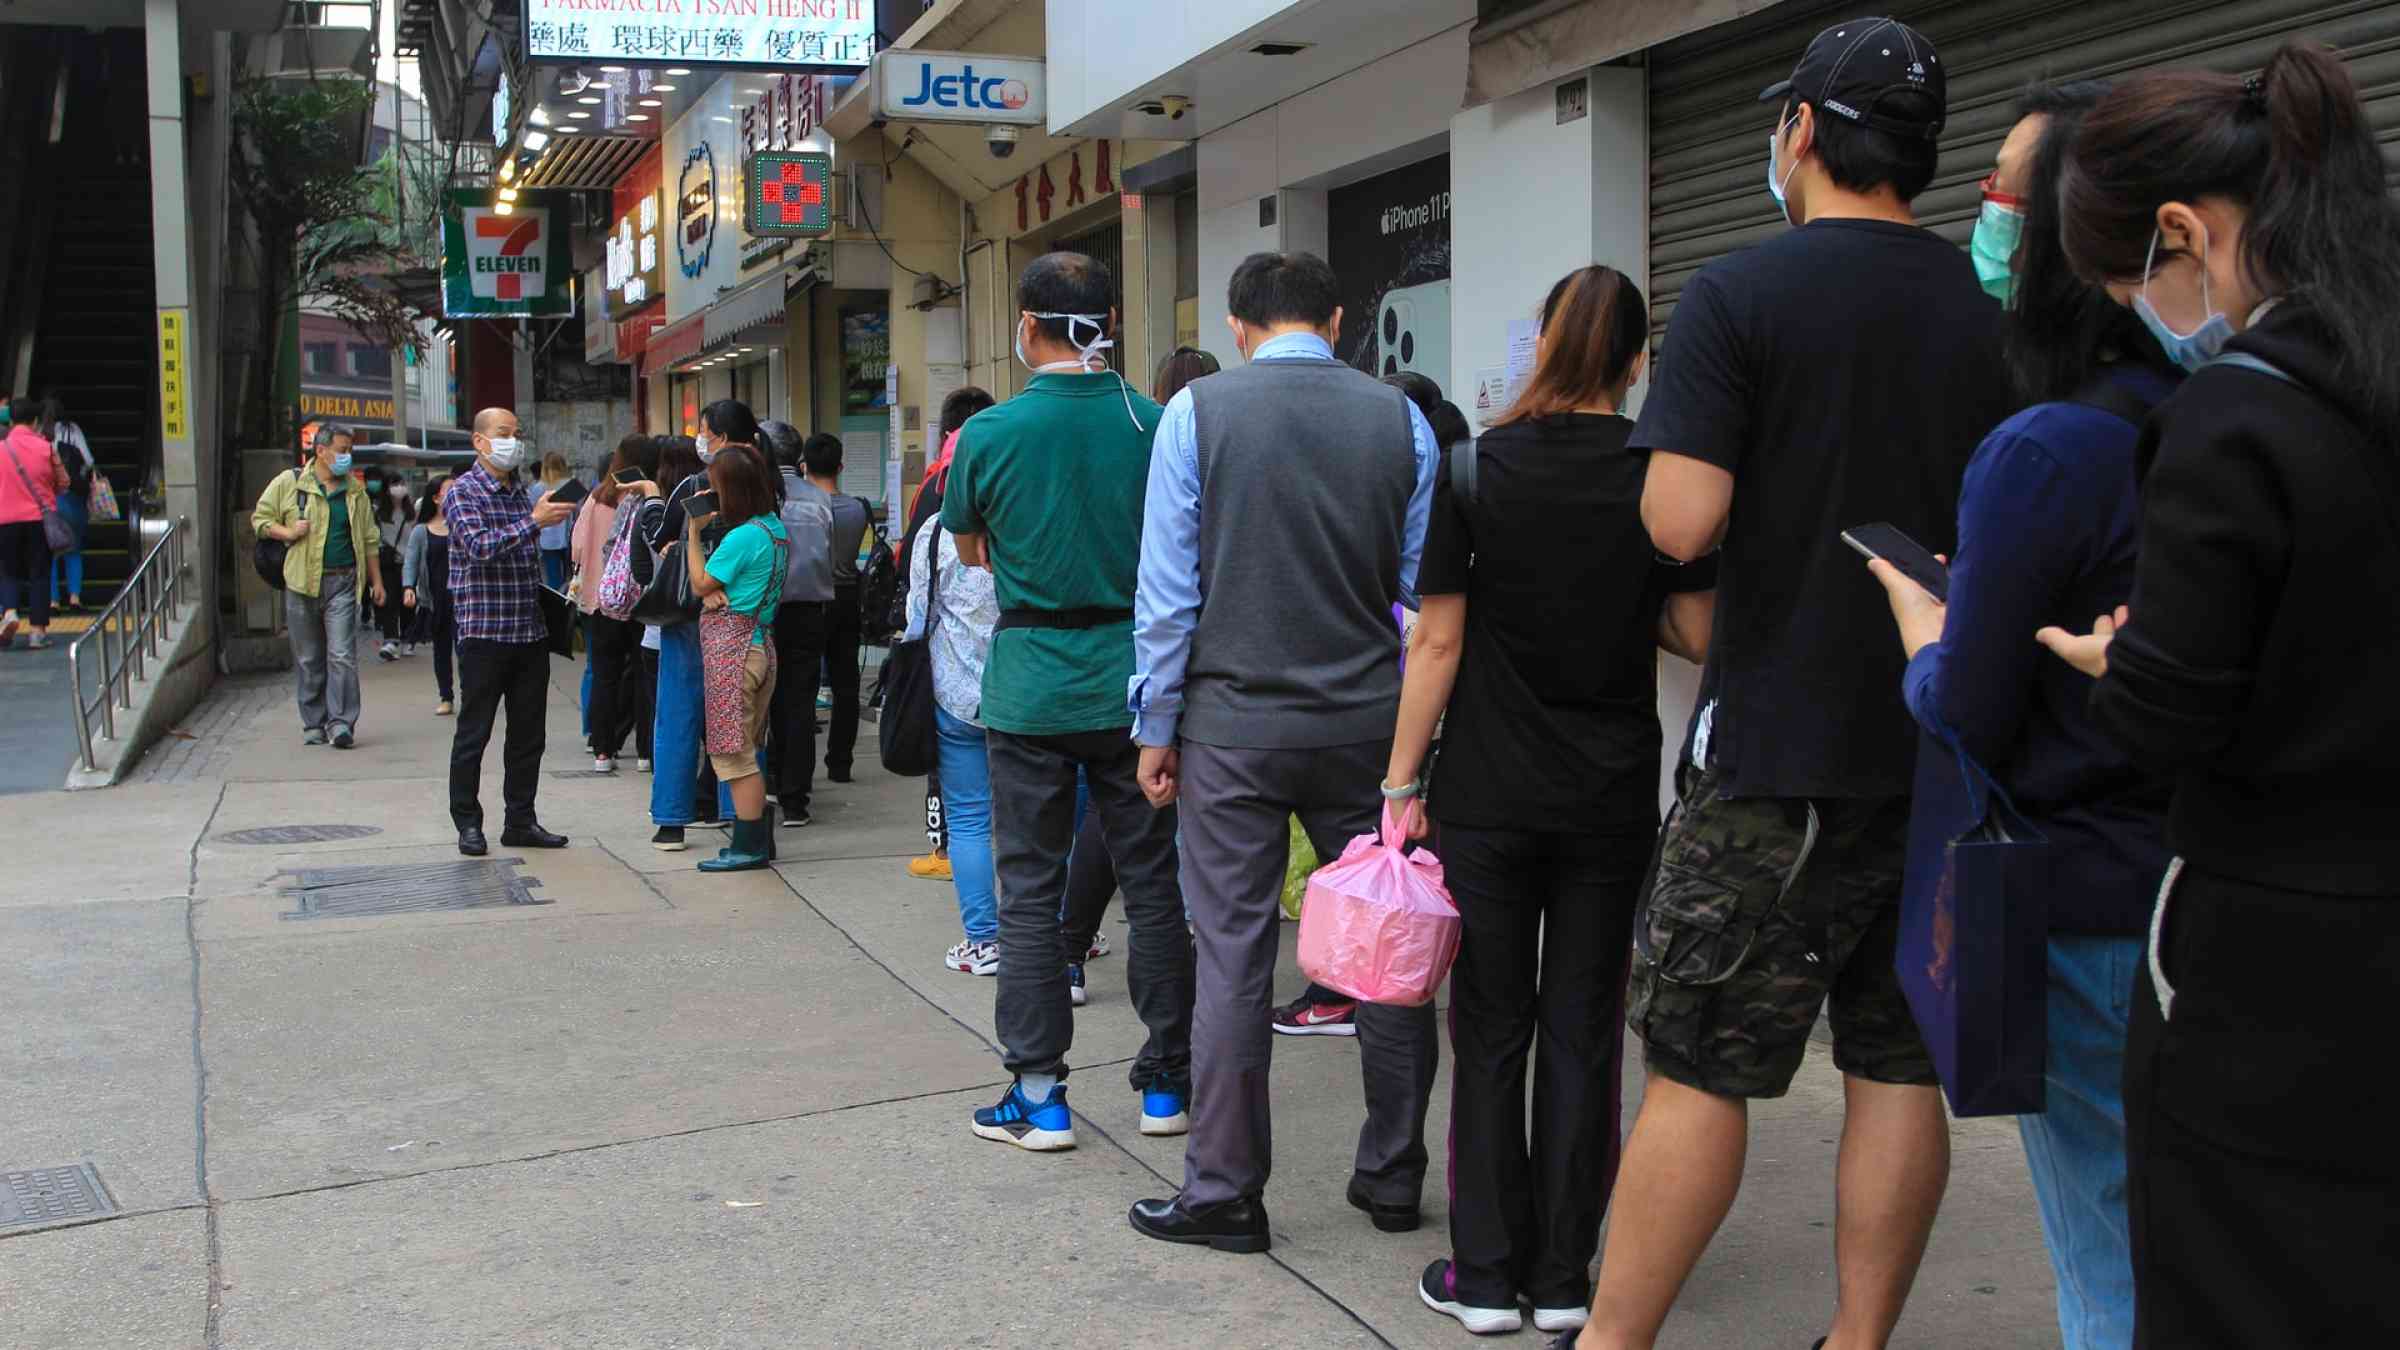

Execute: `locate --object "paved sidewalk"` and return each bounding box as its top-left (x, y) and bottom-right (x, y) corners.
top-left (0, 647), bottom-right (2062, 1348)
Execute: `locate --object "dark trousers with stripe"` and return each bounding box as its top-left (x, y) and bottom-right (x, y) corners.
top-left (1438, 822), bottom-right (1651, 1310)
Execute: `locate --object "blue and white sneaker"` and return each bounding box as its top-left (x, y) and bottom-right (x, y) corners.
top-left (1068, 962), bottom-right (1088, 1007)
top-left (1139, 1075), bottom-right (1189, 1137)
top-left (971, 1080), bottom-right (1076, 1152)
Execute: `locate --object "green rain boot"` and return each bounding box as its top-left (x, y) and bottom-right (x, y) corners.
top-left (698, 817), bottom-right (772, 873)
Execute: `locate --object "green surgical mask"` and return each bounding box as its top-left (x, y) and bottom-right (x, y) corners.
top-left (1970, 196), bottom-right (2025, 305)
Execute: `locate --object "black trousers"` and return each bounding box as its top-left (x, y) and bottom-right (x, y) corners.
top-left (375, 546), bottom-right (406, 640)
top-left (0, 520), bottom-right (54, 628)
top-left (2126, 865), bottom-right (2400, 1348)
top-left (1440, 821), bottom-right (1651, 1309)
top-left (822, 583), bottom-right (862, 776)
top-left (985, 727), bottom-right (1193, 1094)
top-left (423, 592), bottom-right (456, 703)
top-left (449, 637), bottom-right (549, 832)
top-left (768, 599), bottom-right (830, 812)
top-left (585, 613), bottom-right (651, 760)
top-left (1058, 806), bottom-right (1119, 955)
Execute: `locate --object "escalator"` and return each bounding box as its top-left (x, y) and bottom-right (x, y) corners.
top-left (4, 29), bottom-right (159, 613)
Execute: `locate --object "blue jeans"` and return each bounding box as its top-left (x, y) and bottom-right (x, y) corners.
top-left (2017, 934), bottom-right (2139, 1350)
top-left (649, 624), bottom-right (705, 827)
top-left (542, 548), bottom-right (569, 591)
top-left (935, 704), bottom-right (996, 943)
top-left (50, 491), bottom-right (87, 602)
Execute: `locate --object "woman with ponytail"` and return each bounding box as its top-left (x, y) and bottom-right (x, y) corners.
top-left (2043, 42), bottom-right (2400, 1345)
top-left (1385, 266), bottom-right (1714, 1336)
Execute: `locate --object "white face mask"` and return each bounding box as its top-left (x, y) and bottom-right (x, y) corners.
top-left (1018, 311), bottom-right (1114, 373)
top-left (695, 431), bottom-right (716, 464)
top-left (484, 435), bottom-right (524, 472)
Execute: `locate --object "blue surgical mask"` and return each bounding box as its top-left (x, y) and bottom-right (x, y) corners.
top-left (331, 451), bottom-right (353, 476)
top-left (1970, 197), bottom-right (2024, 305)
top-left (1765, 114), bottom-right (1800, 223)
top-left (2133, 226), bottom-right (2234, 373)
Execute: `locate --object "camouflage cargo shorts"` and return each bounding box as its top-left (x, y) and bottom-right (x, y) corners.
top-left (1626, 759), bottom-right (1937, 1099)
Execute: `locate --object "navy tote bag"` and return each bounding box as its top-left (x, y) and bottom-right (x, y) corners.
top-left (1896, 730), bottom-right (2050, 1117)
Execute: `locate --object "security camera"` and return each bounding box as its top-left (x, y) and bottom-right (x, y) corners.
top-left (1160, 95), bottom-right (1192, 120)
top-left (986, 124), bottom-right (1020, 159)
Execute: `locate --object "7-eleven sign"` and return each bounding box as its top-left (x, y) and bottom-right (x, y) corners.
top-left (442, 190), bottom-right (574, 318)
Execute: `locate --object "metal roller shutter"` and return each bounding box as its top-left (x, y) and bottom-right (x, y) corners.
top-left (1647, 0), bottom-right (2400, 338)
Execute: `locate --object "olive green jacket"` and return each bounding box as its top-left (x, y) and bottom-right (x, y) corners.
top-left (251, 467), bottom-right (382, 599)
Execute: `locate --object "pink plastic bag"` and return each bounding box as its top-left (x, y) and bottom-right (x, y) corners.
top-left (1296, 803), bottom-right (1461, 1007)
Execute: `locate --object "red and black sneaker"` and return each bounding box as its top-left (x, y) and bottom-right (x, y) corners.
top-left (1271, 990), bottom-right (1358, 1038)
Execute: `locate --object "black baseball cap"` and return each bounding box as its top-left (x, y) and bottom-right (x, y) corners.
top-left (1759, 17), bottom-right (1947, 142)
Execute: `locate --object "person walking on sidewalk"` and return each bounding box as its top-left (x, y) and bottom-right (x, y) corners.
top-left (802, 433), bottom-right (869, 784)
top-left (402, 474), bottom-right (456, 716)
top-left (1574, 21), bottom-right (2007, 1350)
top-left (1126, 250), bottom-right (1442, 1255)
top-left (0, 397), bottom-right (68, 650)
top-left (944, 250), bottom-right (1195, 1154)
top-left (39, 397), bottom-right (92, 613)
top-left (445, 407), bottom-right (576, 858)
top-left (252, 425), bottom-right (387, 746)
top-left (905, 508), bottom-right (999, 973)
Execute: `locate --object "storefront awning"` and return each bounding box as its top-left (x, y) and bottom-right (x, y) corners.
top-left (703, 268), bottom-right (794, 348)
top-left (639, 313), bottom-right (706, 379)
top-left (1465, 0), bottom-right (1791, 108)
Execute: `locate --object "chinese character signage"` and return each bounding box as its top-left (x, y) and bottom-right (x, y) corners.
top-left (606, 188), bottom-right (664, 319)
top-left (441, 190), bottom-right (575, 318)
top-left (747, 152), bottom-right (832, 237)
top-left (156, 308), bottom-right (189, 441)
top-left (741, 72), bottom-right (825, 158)
top-left (524, 0), bottom-right (876, 70)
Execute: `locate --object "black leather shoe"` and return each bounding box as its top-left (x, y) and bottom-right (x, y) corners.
top-left (1347, 1178), bottom-right (1421, 1233)
top-left (457, 828), bottom-right (488, 857)
top-left (499, 824), bottom-right (569, 849)
top-left (1128, 1194), bottom-right (1270, 1254)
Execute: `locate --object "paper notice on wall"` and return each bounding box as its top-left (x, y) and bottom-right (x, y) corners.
top-left (1504, 319), bottom-right (1539, 403)
top-left (925, 307), bottom-right (964, 366)
top-left (884, 457), bottom-right (902, 517)
top-left (924, 363), bottom-right (967, 431)
top-left (1472, 366), bottom-right (1508, 427)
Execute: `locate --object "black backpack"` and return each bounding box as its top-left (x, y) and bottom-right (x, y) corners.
top-left (858, 503), bottom-right (900, 644)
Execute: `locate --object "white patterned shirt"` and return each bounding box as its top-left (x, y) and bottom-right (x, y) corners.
top-left (905, 515), bottom-right (998, 727)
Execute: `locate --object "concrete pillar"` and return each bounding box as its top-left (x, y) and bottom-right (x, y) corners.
top-left (145, 0), bottom-right (208, 616)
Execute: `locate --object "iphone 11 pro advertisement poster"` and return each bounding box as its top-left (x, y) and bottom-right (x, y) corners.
top-left (1327, 153), bottom-right (1452, 384)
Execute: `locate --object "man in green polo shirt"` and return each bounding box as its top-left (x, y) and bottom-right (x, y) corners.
top-left (944, 252), bottom-right (1194, 1154)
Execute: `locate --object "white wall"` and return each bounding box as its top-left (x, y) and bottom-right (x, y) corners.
top-left (661, 76), bottom-right (752, 326)
top-left (1046, 0), bottom-right (1308, 129)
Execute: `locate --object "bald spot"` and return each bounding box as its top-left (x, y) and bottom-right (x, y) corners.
top-left (472, 407), bottom-right (515, 436)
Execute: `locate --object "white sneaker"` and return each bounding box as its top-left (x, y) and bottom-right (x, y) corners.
top-left (1419, 1261), bottom-right (1523, 1335)
top-left (635, 758), bottom-right (653, 773)
top-left (944, 939), bottom-right (999, 976)
top-left (1532, 1306), bottom-right (1589, 1334)
top-left (1084, 932), bottom-right (1111, 961)
top-left (593, 755), bottom-right (616, 773)
top-left (378, 641), bottom-right (400, 662)
top-left (402, 642), bottom-right (417, 657)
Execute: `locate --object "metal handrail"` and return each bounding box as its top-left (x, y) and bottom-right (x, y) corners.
top-left (65, 515), bottom-right (189, 773)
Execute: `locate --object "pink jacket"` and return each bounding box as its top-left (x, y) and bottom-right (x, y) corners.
top-left (0, 425), bottom-right (63, 526)
top-left (567, 494), bottom-right (621, 613)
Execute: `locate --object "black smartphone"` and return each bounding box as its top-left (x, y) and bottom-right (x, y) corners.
top-left (612, 465), bottom-right (646, 485)
top-left (685, 491), bottom-right (720, 518)
top-left (1841, 522), bottom-right (1950, 603)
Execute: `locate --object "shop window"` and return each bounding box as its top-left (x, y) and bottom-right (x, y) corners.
top-left (303, 342), bottom-right (339, 377)
top-left (348, 345), bottom-right (394, 380)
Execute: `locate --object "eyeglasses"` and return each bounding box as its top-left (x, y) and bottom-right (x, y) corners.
top-left (1978, 171), bottom-right (2026, 209)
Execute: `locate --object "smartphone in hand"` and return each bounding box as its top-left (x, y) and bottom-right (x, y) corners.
top-left (1841, 523), bottom-right (1950, 603)
top-left (612, 465), bottom-right (647, 485)
top-left (685, 491), bottom-right (720, 519)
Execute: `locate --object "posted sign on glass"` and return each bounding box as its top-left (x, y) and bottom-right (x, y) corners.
top-left (748, 151), bottom-right (833, 237)
top-left (524, 0), bottom-right (876, 69)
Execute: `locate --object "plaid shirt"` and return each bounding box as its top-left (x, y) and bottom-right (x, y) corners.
top-left (443, 462), bottom-right (545, 643)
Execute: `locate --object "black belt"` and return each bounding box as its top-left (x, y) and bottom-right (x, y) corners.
top-left (995, 606), bottom-right (1133, 632)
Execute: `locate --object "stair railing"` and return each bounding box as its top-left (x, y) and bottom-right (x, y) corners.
top-left (66, 514), bottom-right (188, 773)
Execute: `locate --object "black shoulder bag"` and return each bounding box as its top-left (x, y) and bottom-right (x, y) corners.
top-left (877, 525), bottom-right (944, 778)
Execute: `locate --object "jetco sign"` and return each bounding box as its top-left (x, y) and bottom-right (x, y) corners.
top-left (440, 190), bottom-right (574, 318)
top-left (873, 50), bottom-right (1043, 125)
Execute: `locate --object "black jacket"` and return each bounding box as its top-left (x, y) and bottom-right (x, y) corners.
top-left (2094, 299), bottom-right (2400, 896)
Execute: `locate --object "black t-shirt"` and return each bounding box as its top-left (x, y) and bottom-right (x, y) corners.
top-left (1629, 218), bottom-right (2009, 800)
top-left (1421, 414), bottom-right (1715, 834)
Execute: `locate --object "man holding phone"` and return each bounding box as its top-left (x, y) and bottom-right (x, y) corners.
top-left (446, 406), bottom-right (577, 857)
top-left (1574, 19), bottom-right (2014, 1349)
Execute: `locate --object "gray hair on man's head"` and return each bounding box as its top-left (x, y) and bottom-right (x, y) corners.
top-left (312, 423), bottom-right (355, 450)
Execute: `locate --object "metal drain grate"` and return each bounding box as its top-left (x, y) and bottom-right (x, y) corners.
top-left (216, 824), bottom-right (385, 846)
top-left (276, 857), bottom-right (550, 920)
top-left (1, 1165), bottom-right (117, 1229)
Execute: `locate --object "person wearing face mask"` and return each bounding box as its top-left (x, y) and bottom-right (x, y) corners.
top-left (1577, 20), bottom-right (2010, 1350)
top-left (1863, 80), bottom-right (2175, 1350)
top-left (2031, 45), bottom-right (2400, 1347)
top-left (251, 425), bottom-right (386, 748)
top-left (444, 406), bottom-right (577, 857)
top-left (942, 251), bottom-right (1195, 1158)
top-left (1125, 250), bottom-right (1440, 1255)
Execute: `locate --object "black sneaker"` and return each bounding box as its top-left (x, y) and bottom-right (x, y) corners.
top-left (331, 728), bottom-right (355, 750)
top-left (781, 807), bottom-right (811, 828)
top-left (1418, 1260), bottom-right (1522, 1335)
top-left (1271, 991), bottom-right (1358, 1037)
top-left (652, 826), bottom-right (686, 852)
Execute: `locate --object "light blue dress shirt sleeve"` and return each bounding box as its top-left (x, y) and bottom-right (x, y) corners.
top-left (1399, 401), bottom-right (1438, 610)
top-left (1128, 387), bottom-right (1203, 746)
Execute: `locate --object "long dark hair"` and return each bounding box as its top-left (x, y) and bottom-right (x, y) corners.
top-left (2060, 41), bottom-right (2400, 430)
top-left (1152, 349), bottom-right (1219, 404)
top-left (596, 433), bottom-right (657, 508)
top-left (699, 398), bottom-right (761, 449)
top-left (654, 435), bottom-right (705, 494)
top-left (1492, 265), bottom-right (1647, 427)
top-left (416, 474), bottom-right (450, 524)
top-left (2005, 81), bottom-right (2168, 402)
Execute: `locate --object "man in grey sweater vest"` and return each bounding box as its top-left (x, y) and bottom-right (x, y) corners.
top-left (1125, 251), bottom-right (1443, 1254)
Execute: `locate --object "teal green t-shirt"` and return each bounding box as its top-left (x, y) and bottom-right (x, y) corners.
top-left (941, 371), bottom-right (1164, 735)
top-left (705, 515), bottom-right (789, 639)
top-left (321, 487), bottom-right (356, 571)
